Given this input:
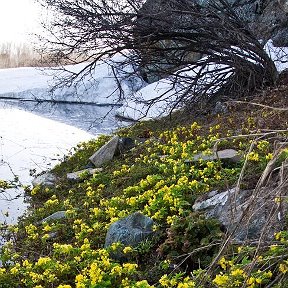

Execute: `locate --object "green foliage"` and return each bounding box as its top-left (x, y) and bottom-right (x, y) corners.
top-left (158, 213), bottom-right (222, 268)
top-left (0, 109), bottom-right (287, 287)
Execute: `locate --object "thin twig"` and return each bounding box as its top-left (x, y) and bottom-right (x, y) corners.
top-left (226, 100), bottom-right (288, 111)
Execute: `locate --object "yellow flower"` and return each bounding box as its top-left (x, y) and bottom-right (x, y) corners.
top-left (246, 152), bottom-right (259, 162)
top-left (274, 197), bottom-right (281, 204)
top-left (123, 246), bottom-right (133, 254)
top-left (111, 265), bottom-right (122, 276)
top-left (29, 271), bottom-right (43, 282)
top-left (89, 262), bottom-right (103, 285)
top-left (135, 280), bottom-right (155, 287)
top-left (275, 232), bottom-right (282, 241)
top-left (247, 276), bottom-right (256, 286)
top-left (265, 153), bottom-right (273, 160)
top-left (279, 263), bottom-right (288, 274)
top-left (10, 264), bottom-right (20, 275)
top-left (177, 277), bottom-right (196, 288)
top-left (37, 257), bottom-right (51, 266)
top-left (218, 257), bottom-right (227, 270)
top-left (177, 283), bottom-right (195, 288)
top-left (123, 263), bottom-right (138, 273)
top-left (255, 278), bottom-right (262, 284)
top-left (159, 274), bottom-right (170, 287)
top-left (213, 274), bottom-right (229, 287)
top-left (75, 274), bottom-right (86, 288)
top-left (22, 260), bottom-right (32, 268)
top-left (231, 268), bottom-right (245, 277)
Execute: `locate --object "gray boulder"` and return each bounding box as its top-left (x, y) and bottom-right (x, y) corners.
top-left (193, 187), bottom-right (287, 241)
top-left (213, 101), bottom-right (228, 115)
top-left (32, 172), bottom-right (56, 187)
top-left (185, 149), bottom-right (241, 164)
top-left (105, 212), bottom-right (154, 248)
top-left (278, 0), bottom-right (288, 12)
top-left (116, 137), bottom-right (136, 155)
top-left (89, 136), bottom-right (119, 167)
top-left (272, 28), bottom-right (288, 47)
top-left (39, 211), bottom-right (66, 224)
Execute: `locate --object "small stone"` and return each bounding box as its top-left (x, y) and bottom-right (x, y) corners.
top-left (193, 189), bottom-right (231, 211)
top-left (213, 101), bottom-right (228, 115)
top-left (89, 136), bottom-right (119, 167)
top-left (40, 211), bottom-right (66, 224)
top-left (105, 212), bottom-right (154, 248)
top-left (46, 232), bottom-right (58, 240)
top-left (32, 172), bottom-right (56, 187)
top-left (272, 27), bottom-right (288, 47)
top-left (116, 137), bottom-right (135, 155)
top-left (67, 168), bottom-right (103, 181)
top-left (186, 149), bottom-right (241, 163)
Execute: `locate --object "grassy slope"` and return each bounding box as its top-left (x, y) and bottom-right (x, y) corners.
top-left (0, 87), bottom-right (287, 288)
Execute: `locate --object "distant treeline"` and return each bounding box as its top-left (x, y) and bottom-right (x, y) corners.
top-left (0, 42), bottom-right (91, 69)
top-left (0, 42), bottom-right (43, 68)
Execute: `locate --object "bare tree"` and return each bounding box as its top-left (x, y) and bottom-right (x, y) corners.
top-left (37, 0), bottom-right (278, 114)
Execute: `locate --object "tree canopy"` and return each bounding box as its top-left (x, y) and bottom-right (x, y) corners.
top-left (38, 0), bottom-right (278, 113)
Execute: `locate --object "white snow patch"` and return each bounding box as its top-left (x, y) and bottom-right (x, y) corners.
top-left (116, 79), bottom-right (178, 120)
top-left (264, 40), bottom-right (288, 72)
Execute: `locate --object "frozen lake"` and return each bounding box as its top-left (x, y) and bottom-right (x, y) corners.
top-left (0, 100), bottom-right (124, 224)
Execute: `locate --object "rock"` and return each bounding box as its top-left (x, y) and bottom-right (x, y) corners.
top-left (40, 211), bottom-right (66, 224)
top-left (45, 232), bottom-right (58, 240)
top-left (116, 137), bottom-right (136, 155)
top-left (213, 101), bottom-right (228, 115)
top-left (185, 149), bottom-right (241, 163)
top-left (278, 0), bottom-right (288, 12)
top-left (105, 212), bottom-right (154, 248)
top-left (115, 113), bottom-right (138, 123)
top-left (89, 135), bottom-right (119, 167)
top-left (67, 168), bottom-right (103, 181)
top-left (193, 187), bottom-right (287, 241)
top-left (32, 172), bottom-right (56, 187)
top-left (192, 189), bottom-right (230, 211)
top-left (272, 27), bottom-right (288, 47)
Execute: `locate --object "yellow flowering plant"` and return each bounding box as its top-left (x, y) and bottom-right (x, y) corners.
top-left (0, 110), bottom-right (287, 288)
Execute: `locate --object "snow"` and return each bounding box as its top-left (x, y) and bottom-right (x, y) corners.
top-left (0, 56), bottom-right (142, 105)
top-left (0, 42), bottom-right (287, 121)
top-left (118, 43), bottom-right (288, 121)
top-left (264, 40), bottom-right (288, 72)
top-left (0, 107), bottom-right (94, 224)
top-left (116, 79), bottom-right (178, 120)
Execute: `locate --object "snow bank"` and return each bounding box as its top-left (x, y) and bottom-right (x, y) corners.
top-left (116, 79), bottom-right (177, 120)
top-left (0, 55), bottom-right (143, 104)
top-left (116, 61), bottom-right (231, 121)
top-left (1, 42), bottom-right (287, 121)
top-left (118, 42), bottom-right (288, 121)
